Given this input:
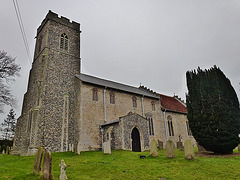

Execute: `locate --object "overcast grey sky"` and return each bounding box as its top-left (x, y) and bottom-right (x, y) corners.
top-left (0, 0), bottom-right (240, 123)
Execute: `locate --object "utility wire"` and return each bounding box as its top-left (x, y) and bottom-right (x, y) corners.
top-left (13, 0), bottom-right (32, 64)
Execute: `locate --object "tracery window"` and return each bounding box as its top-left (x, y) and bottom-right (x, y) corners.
top-left (92, 88), bottom-right (98, 101)
top-left (132, 96), bottom-right (137, 108)
top-left (60, 33), bottom-right (68, 50)
top-left (167, 115), bottom-right (174, 136)
top-left (148, 118), bottom-right (154, 136)
top-left (110, 92), bottom-right (115, 104)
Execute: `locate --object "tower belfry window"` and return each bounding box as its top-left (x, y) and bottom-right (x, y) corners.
top-left (60, 33), bottom-right (68, 50)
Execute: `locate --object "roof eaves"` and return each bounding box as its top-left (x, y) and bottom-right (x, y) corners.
top-left (161, 108), bottom-right (187, 115)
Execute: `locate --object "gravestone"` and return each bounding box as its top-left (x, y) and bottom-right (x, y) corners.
top-left (59, 159), bottom-right (68, 180)
top-left (42, 151), bottom-right (53, 180)
top-left (0, 145), bottom-right (1, 154)
top-left (6, 146), bottom-right (9, 154)
top-left (2, 149), bottom-right (5, 154)
top-left (72, 144), bottom-right (74, 152)
top-left (68, 144), bottom-right (72, 151)
top-left (184, 139), bottom-right (195, 160)
top-left (150, 139), bottom-right (158, 157)
top-left (177, 141), bottom-right (184, 150)
top-left (158, 140), bottom-right (163, 150)
top-left (166, 140), bottom-right (175, 158)
top-left (103, 141), bottom-right (111, 154)
top-left (33, 147), bottom-right (44, 175)
top-left (238, 144), bottom-right (240, 152)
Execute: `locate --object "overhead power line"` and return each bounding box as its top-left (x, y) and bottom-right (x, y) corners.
top-left (13, 0), bottom-right (32, 64)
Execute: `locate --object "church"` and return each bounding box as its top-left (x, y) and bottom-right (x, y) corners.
top-left (13, 11), bottom-right (195, 155)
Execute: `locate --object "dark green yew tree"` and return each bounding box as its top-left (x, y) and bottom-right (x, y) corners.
top-left (186, 66), bottom-right (240, 154)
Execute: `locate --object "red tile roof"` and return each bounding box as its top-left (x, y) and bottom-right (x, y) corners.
top-left (159, 94), bottom-right (187, 114)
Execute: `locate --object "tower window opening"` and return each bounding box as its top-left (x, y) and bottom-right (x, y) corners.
top-left (60, 33), bottom-right (68, 50)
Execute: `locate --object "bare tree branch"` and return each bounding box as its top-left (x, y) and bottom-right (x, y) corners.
top-left (0, 50), bottom-right (20, 113)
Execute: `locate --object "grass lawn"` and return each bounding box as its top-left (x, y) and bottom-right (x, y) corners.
top-left (0, 148), bottom-right (240, 180)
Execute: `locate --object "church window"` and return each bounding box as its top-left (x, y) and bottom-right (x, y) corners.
top-left (151, 101), bottom-right (156, 111)
top-left (60, 33), bottom-right (68, 50)
top-left (110, 92), bottom-right (115, 104)
top-left (186, 121), bottom-right (192, 136)
top-left (148, 118), bottom-right (154, 136)
top-left (167, 115), bottom-right (174, 136)
top-left (92, 88), bottom-right (98, 101)
top-left (132, 96), bottom-right (137, 108)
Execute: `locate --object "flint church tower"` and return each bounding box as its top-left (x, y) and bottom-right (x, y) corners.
top-left (14, 11), bottom-right (81, 154)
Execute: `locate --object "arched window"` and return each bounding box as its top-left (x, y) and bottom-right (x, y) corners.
top-left (132, 96), bottom-right (137, 108)
top-left (151, 101), bottom-right (156, 111)
top-left (110, 92), bottom-right (115, 104)
top-left (92, 88), bottom-right (98, 101)
top-left (60, 33), bottom-right (68, 50)
top-left (148, 117), bottom-right (154, 136)
top-left (167, 115), bottom-right (174, 136)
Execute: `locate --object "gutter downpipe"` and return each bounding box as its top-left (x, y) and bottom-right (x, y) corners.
top-left (163, 109), bottom-right (168, 142)
top-left (100, 126), bottom-right (104, 151)
top-left (104, 87), bottom-right (107, 122)
top-left (141, 96), bottom-right (144, 116)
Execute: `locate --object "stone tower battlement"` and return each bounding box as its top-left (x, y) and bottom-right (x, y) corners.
top-left (37, 10), bottom-right (80, 35)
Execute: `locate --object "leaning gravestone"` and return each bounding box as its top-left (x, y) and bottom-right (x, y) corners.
top-left (33, 147), bottom-right (44, 175)
top-left (158, 140), bottom-right (163, 150)
top-left (184, 139), bottom-right (195, 160)
top-left (150, 139), bottom-right (158, 157)
top-left (42, 151), bottom-right (53, 180)
top-left (103, 141), bottom-right (111, 154)
top-left (238, 144), bottom-right (240, 152)
top-left (166, 140), bottom-right (175, 158)
top-left (59, 159), bottom-right (68, 180)
top-left (177, 140), bottom-right (184, 150)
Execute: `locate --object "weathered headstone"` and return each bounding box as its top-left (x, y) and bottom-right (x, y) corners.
top-left (33, 147), bottom-right (44, 175)
top-left (184, 139), bottom-right (195, 160)
top-left (103, 141), bottom-right (111, 154)
top-left (166, 140), bottom-right (175, 158)
top-left (6, 146), bottom-right (9, 154)
top-left (238, 144), bottom-right (240, 152)
top-left (42, 151), bottom-right (53, 180)
top-left (72, 144), bottom-right (74, 152)
top-left (157, 140), bottom-right (163, 150)
top-left (150, 139), bottom-right (158, 157)
top-left (2, 149), bottom-right (5, 155)
top-left (59, 159), bottom-right (68, 180)
top-left (177, 141), bottom-right (184, 150)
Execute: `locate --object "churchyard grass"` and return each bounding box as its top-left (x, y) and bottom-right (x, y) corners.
top-left (0, 148), bottom-right (240, 179)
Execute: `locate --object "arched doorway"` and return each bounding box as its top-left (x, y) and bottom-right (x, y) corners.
top-left (131, 127), bottom-right (141, 152)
